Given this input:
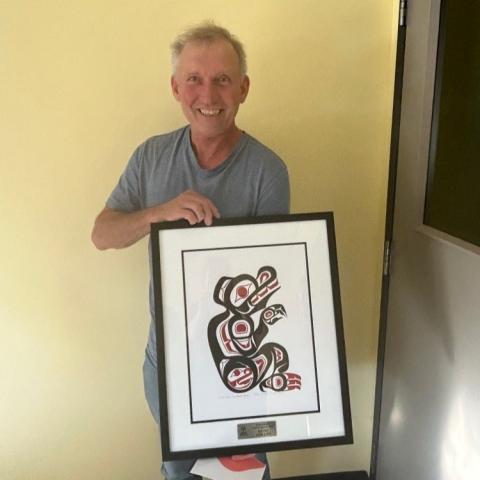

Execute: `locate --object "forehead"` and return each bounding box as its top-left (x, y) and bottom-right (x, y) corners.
top-left (177, 39), bottom-right (241, 73)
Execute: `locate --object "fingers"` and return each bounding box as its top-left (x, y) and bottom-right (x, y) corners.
top-left (161, 190), bottom-right (220, 225)
top-left (184, 190), bottom-right (219, 225)
top-left (179, 190), bottom-right (220, 226)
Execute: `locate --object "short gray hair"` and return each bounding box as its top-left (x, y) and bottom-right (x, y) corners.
top-left (171, 20), bottom-right (247, 76)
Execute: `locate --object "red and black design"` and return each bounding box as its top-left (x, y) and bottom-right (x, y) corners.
top-left (208, 266), bottom-right (302, 393)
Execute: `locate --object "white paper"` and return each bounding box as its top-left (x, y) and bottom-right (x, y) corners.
top-left (184, 243), bottom-right (319, 422)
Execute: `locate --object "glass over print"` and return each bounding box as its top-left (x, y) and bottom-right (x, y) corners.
top-left (151, 213), bottom-right (352, 460)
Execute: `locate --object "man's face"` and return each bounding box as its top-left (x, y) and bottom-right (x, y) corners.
top-left (171, 39), bottom-right (250, 140)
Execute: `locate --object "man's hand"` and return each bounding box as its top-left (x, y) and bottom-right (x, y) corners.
top-left (91, 190), bottom-right (219, 250)
top-left (157, 190), bottom-right (220, 226)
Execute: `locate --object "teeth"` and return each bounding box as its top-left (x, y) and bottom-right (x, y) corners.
top-left (199, 109), bottom-right (221, 116)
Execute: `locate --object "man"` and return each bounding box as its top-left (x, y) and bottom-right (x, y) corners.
top-left (92, 21), bottom-right (289, 479)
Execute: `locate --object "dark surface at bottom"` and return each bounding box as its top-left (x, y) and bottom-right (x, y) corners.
top-left (276, 471), bottom-right (368, 480)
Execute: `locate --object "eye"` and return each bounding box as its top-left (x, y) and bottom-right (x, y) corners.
top-left (186, 75), bottom-right (199, 84)
top-left (231, 281), bottom-right (253, 304)
top-left (236, 286), bottom-right (249, 299)
top-left (216, 75), bottom-right (231, 85)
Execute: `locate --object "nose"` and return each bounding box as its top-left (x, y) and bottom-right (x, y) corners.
top-left (199, 81), bottom-right (219, 105)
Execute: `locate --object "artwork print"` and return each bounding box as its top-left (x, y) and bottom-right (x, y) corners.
top-left (183, 243), bottom-right (321, 424)
top-left (208, 265), bottom-right (301, 393)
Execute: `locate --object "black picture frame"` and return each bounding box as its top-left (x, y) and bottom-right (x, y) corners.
top-left (151, 212), bottom-right (352, 461)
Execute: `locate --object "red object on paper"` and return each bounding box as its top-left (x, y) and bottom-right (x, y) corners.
top-left (218, 456), bottom-right (265, 472)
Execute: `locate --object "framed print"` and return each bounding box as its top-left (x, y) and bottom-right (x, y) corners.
top-left (151, 212), bottom-right (352, 460)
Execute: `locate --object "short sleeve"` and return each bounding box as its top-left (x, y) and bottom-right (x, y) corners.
top-left (106, 145), bottom-right (144, 212)
top-left (256, 163), bottom-right (290, 216)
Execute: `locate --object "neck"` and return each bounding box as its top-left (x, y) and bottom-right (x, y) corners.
top-left (190, 126), bottom-right (243, 170)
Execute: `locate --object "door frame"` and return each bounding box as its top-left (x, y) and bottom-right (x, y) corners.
top-left (369, 4), bottom-right (407, 479)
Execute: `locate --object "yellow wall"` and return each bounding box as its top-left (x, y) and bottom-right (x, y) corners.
top-left (1, 1), bottom-right (398, 478)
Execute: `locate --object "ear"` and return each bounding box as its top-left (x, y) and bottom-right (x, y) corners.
top-left (240, 75), bottom-right (250, 103)
top-left (171, 75), bottom-right (180, 101)
top-left (213, 277), bottom-right (231, 305)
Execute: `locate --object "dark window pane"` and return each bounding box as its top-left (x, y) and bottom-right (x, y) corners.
top-left (424, 0), bottom-right (480, 247)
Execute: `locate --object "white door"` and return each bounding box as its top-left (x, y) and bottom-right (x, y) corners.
top-left (375, 1), bottom-right (480, 479)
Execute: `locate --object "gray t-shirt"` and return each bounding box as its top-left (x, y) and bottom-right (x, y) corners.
top-left (106, 125), bottom-right (290, 362)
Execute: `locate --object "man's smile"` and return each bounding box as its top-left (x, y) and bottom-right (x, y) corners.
top-left (198, 108), bottom-right (222, 116)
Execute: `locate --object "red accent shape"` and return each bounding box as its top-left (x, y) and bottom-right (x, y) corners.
top-left (274, 376), bottom-right (284, 389)
top-left (274, 347), bottom-right (284, 362)
top-left (236, 322), bottom-right (247, 333)
top-left (219, 456), bottom-right (265, 472)
top-left (237, 286), bottom-right (248, 298)
top-left (254, 355), bottom-right (267, 375)
top-left (258, 271), bottom-right (270, 283)
top-left (220, 321), bottom-right (237, 354)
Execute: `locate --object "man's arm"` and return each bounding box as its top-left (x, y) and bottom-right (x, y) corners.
top-left (91, 190), bottom-right (220, 250)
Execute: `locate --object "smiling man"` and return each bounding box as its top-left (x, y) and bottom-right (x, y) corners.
top-left (91, 21), bottom-right (289, 480)
top-left (171, 38), bottom-right (250, 165)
